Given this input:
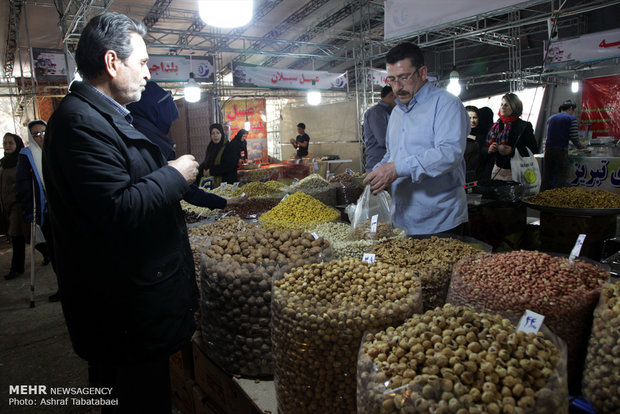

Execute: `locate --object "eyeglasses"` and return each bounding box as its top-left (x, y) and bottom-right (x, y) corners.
top-left (386, 68), bottom-right (419, 87)
top-left (32, 131), bottom-right (45, 137)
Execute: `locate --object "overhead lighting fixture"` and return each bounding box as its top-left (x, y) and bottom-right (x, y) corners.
top-left (244, 98), bottom-right (251, 130)
top-left (306, 80), bottom-right (322, 106)
top-left (571, 74), bottom-right (579, 93)
top-left (199, 0), bottom-right (253, 28)
top-left (446, 40), bottom-right (461, 97)
top-left (184, 72), bottom-right (201, 103)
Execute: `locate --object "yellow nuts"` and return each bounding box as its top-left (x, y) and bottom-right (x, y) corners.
top-left (259, 191), bottom-right (339, 231)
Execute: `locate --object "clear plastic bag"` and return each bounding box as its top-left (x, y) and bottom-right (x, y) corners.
top-left (347, 185), bottom-right (394, 240)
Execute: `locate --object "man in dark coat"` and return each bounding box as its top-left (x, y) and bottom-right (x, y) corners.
top-left (42, 12), bottom-right (199, 413)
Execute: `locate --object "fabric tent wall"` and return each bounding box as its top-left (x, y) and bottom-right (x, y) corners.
top-left (280, 100), bottom-right (361, 171)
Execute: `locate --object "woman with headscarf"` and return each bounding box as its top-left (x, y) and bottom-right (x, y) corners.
top-left (203, 127), bottom-right (245, 185)
top-left (197, 123), bottom-right (227, 186)
top-left (1, 132), bottom-right (30, 280)
top-left (484, 93), bottom-right (538, 181)
top-left (15, 121), bottom-right (58, 298)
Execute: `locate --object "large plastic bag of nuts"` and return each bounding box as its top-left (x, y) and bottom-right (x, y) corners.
top-left (272, 258), bottom-right (423, 414)
top-left (199, 226), bottom-right (331, 378)
top-left (371, 236), bottom-right (485, 312)
top-left (582, 280), bottom-right (620, 413)
top-left (446, 250), bottom-right (609, 394)
top-left (357, 304), bottom-right (568, 414)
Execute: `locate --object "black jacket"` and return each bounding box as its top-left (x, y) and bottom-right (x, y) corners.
top-left (42, 81), bottom-right (199, 364)
top-left (481, 118), bottom-right (537, 179)
top-left (211, 138), bottom-right (241, 184)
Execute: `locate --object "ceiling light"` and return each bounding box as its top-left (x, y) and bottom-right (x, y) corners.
top-left (184, 72), bottom-right (201, 103)
top-left (447, 69), bottom-right (462, 97)
top-left (571, 74), bottom-right (579, 93)
top-left (199, 0), bottom-right (253, 28)
top-left (306, 90), bottom-right (321, 106)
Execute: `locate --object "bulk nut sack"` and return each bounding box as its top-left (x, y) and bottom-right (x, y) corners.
top-left (447, 250), bottom-right (608, 393)
top-left (199, 226), bottom-right (330, 378)
top-left (357, 304), bottom-right (568, 414)
top-left (372, 237), bottom-right (483, 311)
top-left (272, 258), bottom-right (423, 414)
top-left (582, 280), bottom-right (620, 413)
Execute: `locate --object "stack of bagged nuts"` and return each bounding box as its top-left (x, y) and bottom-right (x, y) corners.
top-left (272, 258), bottom-right (422, 414)
top-left (199, 225), bottom-right (330, 377)
top-left (372, 237), bottom-right (483, 311)
top-left (447, 250), bottom-right (608, 392)
top-left (582, 281), bottom-right (620, 413)
top-left (358, 304), bottom-right (567, 414)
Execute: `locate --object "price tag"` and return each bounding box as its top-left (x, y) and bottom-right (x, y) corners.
top-left (220, 182), bottom-right (228, 190)
top-left (281, 194), bottom-right (289, 202)
top-left (311, 232), bottom-right (319, 240)
top-left (240, 192), bottom-right (246, 198)
top-left (362, 253), bottom-right (376, 264)
top-left (516, 310), bottom-right (545, 334)
top-left (313, 161), bottom-right (319, 172)
top-left (232, 182), bottom-right (240, 190)
top-left (346, 168), bottom-right (354, 174)
top-left (370, 214), bottom-right (379, 233)
top-left (569, 234), bottom-right (586, 264)
top-left (292, 178), bottom-right (299, 185)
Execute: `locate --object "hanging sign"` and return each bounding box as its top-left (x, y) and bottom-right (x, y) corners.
top-left (223, 98), bottom-right (268, 163)
top-left (580, 74), bottom-right (620, 139)
top-left (32, 48), bottom-right (74, 82)
top-left (545, 28), bottom-right (620, 67)
top-left (147, 55), bottom-right (215, 82)
top-left (368, 68), bottom-right (388, 87)
top-left (232, 63), bottom-right (348, 91)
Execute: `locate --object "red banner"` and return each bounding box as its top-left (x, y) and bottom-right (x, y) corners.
top-left (223, 98), bottom-right (268, 163)
top-left (580, 74), bottom-right (620, 139)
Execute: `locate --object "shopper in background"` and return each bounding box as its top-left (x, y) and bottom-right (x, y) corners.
top-left (42, 12), bottom-right (199, 413)
top-left (541, 99), bottom-right (582, 190)
top-left (364, 85), bottom-right (396, 172)
top-left (203, 127), bottom-right (245, 185)
top-left (363, 42), bottom-right (469, 237)
top-left (464, 105), bottom-right (482, 182)
top-left (129, 82), bottom-right (244, 208)
top-left (1, 133), bottom-right (29, 280)
top-left (14, 120), bottom-right (59, 301)
top-left (290, 122), bottom-right (309, 158)
top-left (476, 106), bottom-right (495, 180)
top-left (239, 128), bottom-right (249, 164)
top-left (484, 93), bottom-right (537, 181)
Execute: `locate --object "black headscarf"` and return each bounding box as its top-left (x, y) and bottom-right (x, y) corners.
top-left (1, 133), bottom-right (25, 168)
top-left (201, 123), bottom-right (227, 171)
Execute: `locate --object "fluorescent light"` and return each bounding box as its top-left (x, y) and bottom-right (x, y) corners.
top-left (447, 70), bottom-right (461, 96)
top-left (571, 76), bottom-right (579, 93)
top-left (199, 0), bottom-right (253, 28)
top-left (307, 90), bottom-right (322, 106)
top-left (184, 73), bottom-right (201, 103)
top-left (244, 120), bottom-right (251, 130)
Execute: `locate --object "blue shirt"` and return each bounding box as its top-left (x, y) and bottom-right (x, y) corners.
top-left (545, 112), bottom-right (580, 148)
top-left (376, 82), bottom-right (469, 235)
top-left (363, 100), bottom-right (392, 172)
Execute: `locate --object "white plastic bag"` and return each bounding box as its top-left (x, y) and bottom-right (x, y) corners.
top-left (347, 185), bottom-right (393, 240)
top-left (511, 147), bottom-right (541, 196)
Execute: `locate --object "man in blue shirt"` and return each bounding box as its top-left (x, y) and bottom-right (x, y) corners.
top-left (363, 42), bottom-right (469, 236)
top-left (364, 85), bottom-right (396, 172)
top-left (541, 100), bottom-right (582, 190)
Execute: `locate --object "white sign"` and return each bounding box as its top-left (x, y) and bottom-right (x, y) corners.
top-left (569, 234), bottom-right (587, 264)
top-left (147, 55), bottom-right (215, 82)
top-left (311, 232), bottom-right (319, 240)
top-left (362, 253), bottom-right (376, 264)
top-left (232, 63), bottom-right (348, 91)
top-left (368, 68), bottom-right (388, 87)
top-left (517, 310), bottom-right (545, 334)
top-left (370, 214), bottom-right (379, 233)
top-left (546, 28), bottom-right (620, 67)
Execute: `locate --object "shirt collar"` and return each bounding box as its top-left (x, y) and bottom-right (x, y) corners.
top-left (83, 82), bottom-right (133, 123)
top-left (395, 81), bottom-right (431, 113)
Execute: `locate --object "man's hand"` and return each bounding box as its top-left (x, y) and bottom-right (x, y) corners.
top-left (169, 154), bottom-right (199, 184)
top-left (289, 138), bottom-right (297, 148)
top-left (363, 162), bottom-right (397, 194)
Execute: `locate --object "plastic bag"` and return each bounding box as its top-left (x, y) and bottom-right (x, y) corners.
top-left (582, 280), bottom-right (620, 413)
top-left (347, 185), bottom-right (394, 240)
top-left (510, 147), bottom-right (541, 197)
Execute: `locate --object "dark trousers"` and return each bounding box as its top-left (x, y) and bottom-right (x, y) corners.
top-left (90, 357), bottom-right (172, 414)
top-left (541, 146), bottom-right (569, 191)
top-left (10, 236), bottom-right (49, 274)
top-left (410, 223), bottom-right (465, 239)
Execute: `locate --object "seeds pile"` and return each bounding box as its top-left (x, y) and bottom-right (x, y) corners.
top-left (329, 173), bottom-right (364, 205)
top-left (272, 258), bottom-right (422, 414)
top-left (372, 237), bottom-right (483, 311)
top-left (358, 304), bottom-right (567, 414)
top-left (526, 187), bottom-right (620, 209)
top-left (181, 200), bottom-right (221, 223)
top-left (199, 225), bottom-right (330, 377)
top-left (290, 173), bottom-right (330, 190)
top-left (230, 180), bottom-right (285, 198)
top-left (583, 281), bottom-right (620, 413)
top-left (227, 197), bottom-right (279, 218)
top-left (448, 250), bottom-right (608, 391)
top-left (259, 192), bottom-right (340, 230)
top-left (351, 220), bottom-right (398, 240)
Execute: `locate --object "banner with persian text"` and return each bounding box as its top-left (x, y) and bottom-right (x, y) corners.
top-left (232, 63), bottom-right (348, 91)
top-left (147, 55), bottom-right (215, 82)
top-left (580, 74), bottom-right (620, 139)
top-left (545, 28), bottom-right (620, 67)
top-left (223, 98), bottom-right (268, 163)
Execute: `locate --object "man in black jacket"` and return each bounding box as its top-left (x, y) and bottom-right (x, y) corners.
top-left (42, 12), bottom-right (199, 413)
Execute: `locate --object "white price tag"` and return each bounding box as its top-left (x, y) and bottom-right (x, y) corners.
top-left (281, 194), bottom-right (289, 202)
top-left (292, 178), bottom-right (299, 185)
top-left (311, 232), bottom-right (319, 240)
top-left (362, 253), bottom-right (376, 264)
top-left (240, 192), bottom-right (246, 198)
top-left (232, 182), bottom-right (240, 190)
top-left (569, 234), bottom-right (587, 264)
top-left (220, 182), bottom-right (228, 190)
top-left (313, 162), bottom-right (319, 172)
top-left (346, 168), bottom-right (354, 174)
top-left (516, 310), bottom-right (545, 334)
top-left (370, 214), bottom-right (379, 233)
